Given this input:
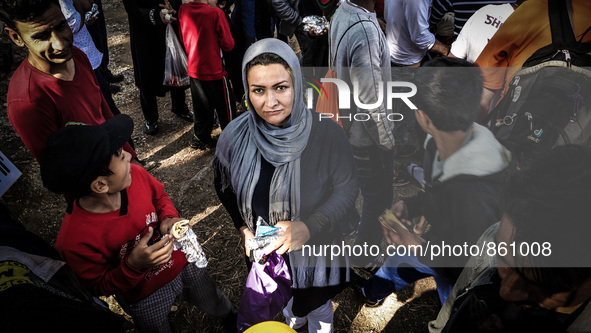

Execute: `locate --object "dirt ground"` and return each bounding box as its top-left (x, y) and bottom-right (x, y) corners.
top-left (0, 1), bottom-right (440, 332)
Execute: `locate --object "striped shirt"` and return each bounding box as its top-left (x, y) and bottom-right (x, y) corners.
top-left (430, 0), bottom-right (516, 35)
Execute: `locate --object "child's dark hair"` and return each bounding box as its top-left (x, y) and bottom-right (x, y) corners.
top-left (0, 0), bottom-right (60, 31)
top-left (72, 149), bottom-right (119, 199)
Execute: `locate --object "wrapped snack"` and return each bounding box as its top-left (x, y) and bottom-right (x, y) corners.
top-left (246, 217), bottom-right (284, 264)
top-left (302, 15), bottom-right (329, 33)
top-left (85, 3), bottom-right (99, 22)
top-left (171, 219), bottom-right (208, 268)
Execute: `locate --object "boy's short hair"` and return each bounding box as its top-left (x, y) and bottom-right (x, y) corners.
top-left (40, 115), bottom-right (134, 199)
top-left (0, 0), bottom-right (59, 31)
top-left (412, 57), bottom-right (483, 132)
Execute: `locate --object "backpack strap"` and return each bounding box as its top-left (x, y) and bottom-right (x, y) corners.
top-left (578, 26), bottom-right (591, 43)
top-left (548, 0), bottom-right (576, 45)
top-left (330, 19), bottom-right (375, 67)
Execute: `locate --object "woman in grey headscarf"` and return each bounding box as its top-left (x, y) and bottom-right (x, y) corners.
top-left (214, 38), bottom-right (359, 331)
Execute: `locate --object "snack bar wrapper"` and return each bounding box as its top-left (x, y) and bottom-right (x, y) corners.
top-left (246, 217), bottom-right (285, 264)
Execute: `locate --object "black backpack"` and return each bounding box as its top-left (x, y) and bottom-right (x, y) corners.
top-left (489, 0), bottom-right (591, 165)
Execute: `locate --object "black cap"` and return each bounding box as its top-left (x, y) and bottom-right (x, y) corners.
top-left (40, 114), bottom-right (134, 198)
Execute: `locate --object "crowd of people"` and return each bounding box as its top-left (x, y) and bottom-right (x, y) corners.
top-left (1, 0), bottom-right (591, 332)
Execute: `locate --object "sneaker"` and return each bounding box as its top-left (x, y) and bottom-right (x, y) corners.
top-left (221, 307), bottom-right (238, 333)
top-left (365, 297), bottom-right (385, 308)
top-left (350, 271), bottom-right (385, 308)
top-left (190, 135), bottom-right (217, 150)
top-left (392, 169), bottom-right (410, 187)
top-left (172, 105), bottom-right (194, 123)
top-left (145, 121), bottom-right (158, 135)
top-left (105, 72), bottom-right (124, 83)
top-left (139, 160), bottom-right (159, 172)
top-left (351, 254), bottom-right (384, 275)
top-left (109, 84), bottom-right (121, 94)
top-left (396, 144), bottom-right (418, 158)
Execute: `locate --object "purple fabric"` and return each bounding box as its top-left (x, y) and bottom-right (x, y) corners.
top-left (237, 253), bottom-right (292, 332)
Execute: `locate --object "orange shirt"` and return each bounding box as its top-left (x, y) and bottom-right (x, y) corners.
top-left (476, 0), bottom-right (591, 94)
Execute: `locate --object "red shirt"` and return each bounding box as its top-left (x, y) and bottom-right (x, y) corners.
top-left (56, 164), bottom-right (186, 302)
top-left (7, 47), bottom-right (136, 162)
top-left (178, 2), bottom-right (234, 80)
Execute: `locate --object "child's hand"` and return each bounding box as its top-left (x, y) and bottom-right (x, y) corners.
top-left (127, 227), bottom-right (174, 271)
top-left (159, 0), bottom-right (177, 24)
top-left (161, 217), bottom-right (184, 236)
top-left (308, 27), bottom-right (328, 37)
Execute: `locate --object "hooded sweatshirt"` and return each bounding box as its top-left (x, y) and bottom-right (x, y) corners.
top-left (405, 123), bottom-right (512, 282)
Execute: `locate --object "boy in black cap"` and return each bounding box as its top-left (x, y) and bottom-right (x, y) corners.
top-left (40, 114), bottom-right (236, 333)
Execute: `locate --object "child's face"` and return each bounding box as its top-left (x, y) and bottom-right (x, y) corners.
top-left (104, 149), bottom-right (132, 193)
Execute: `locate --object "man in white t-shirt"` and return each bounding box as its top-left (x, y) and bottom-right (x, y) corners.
top-left (449, 2), bottom-right (520, 62)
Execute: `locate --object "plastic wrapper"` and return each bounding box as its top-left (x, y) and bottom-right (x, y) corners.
top-left (237, 253), bottom-right (291, 332)
top-left (163, 24), bottom-right (190, 87)
top-left (302, 15), bottom-right (329, 33)
top-left (85, 3), bottom-right (99, 22)
top-left (246, 217), bottom-right (284, 264)
top-left (171, 220), bottom-right (208, 268)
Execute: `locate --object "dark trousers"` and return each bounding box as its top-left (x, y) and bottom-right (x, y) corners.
top-left (116, 264), bottom-right (233, 333)
top-left (94, 68), bottom-right (120, 115)
top-left (295, 29), bottom-right (329, 67)
top-left (87, 0), bottom-right (110, 70)
top-left (353, 145), bottom-right (394, 264)
top-left (139, 87), bottom-right (187, 124)
top-left (190, 76), bottom-right (236, 142)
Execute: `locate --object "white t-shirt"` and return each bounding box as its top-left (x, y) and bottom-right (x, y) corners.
top-left (59, 0), bottom-right (103, 69)
top-left (450, 4), bottom-right (514, 63)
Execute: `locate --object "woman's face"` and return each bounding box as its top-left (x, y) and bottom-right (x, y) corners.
top-left (247, 63), bottom-right (293, 127)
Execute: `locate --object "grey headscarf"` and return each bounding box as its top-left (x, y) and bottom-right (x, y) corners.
top-left (214, 38), bottom-right (313, 231)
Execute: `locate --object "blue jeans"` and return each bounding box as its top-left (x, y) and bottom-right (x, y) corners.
top-left (352, 145), bottom-right (394, 264)
top-left (363, 254), bottom-right (453, 305)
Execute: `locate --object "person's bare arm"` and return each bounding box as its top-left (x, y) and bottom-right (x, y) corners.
top-left (430, 39), bottom-right (450, 56)
top-left (72, 0), bottom-right (95, 26)
top-left (480, 87), bottom-right (497, 117)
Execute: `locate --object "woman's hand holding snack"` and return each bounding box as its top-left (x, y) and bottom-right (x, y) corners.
top-left (240, 226), bottom-right (255, 257)
top-left (271, 221), bottom-right (310, 254)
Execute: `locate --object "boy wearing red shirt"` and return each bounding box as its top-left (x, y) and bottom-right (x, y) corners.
top-left (0, 0), bottom-right (137, 163)
top-left (178, 0), bottom-right (237, 149)
top-left (40, 115), bottom-right (236, 332)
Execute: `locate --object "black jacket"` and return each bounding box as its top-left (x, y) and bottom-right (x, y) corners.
top-left (404, 124), bottom-right (511, 282)
top-left (122, 0), bottom-right (183, 96)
